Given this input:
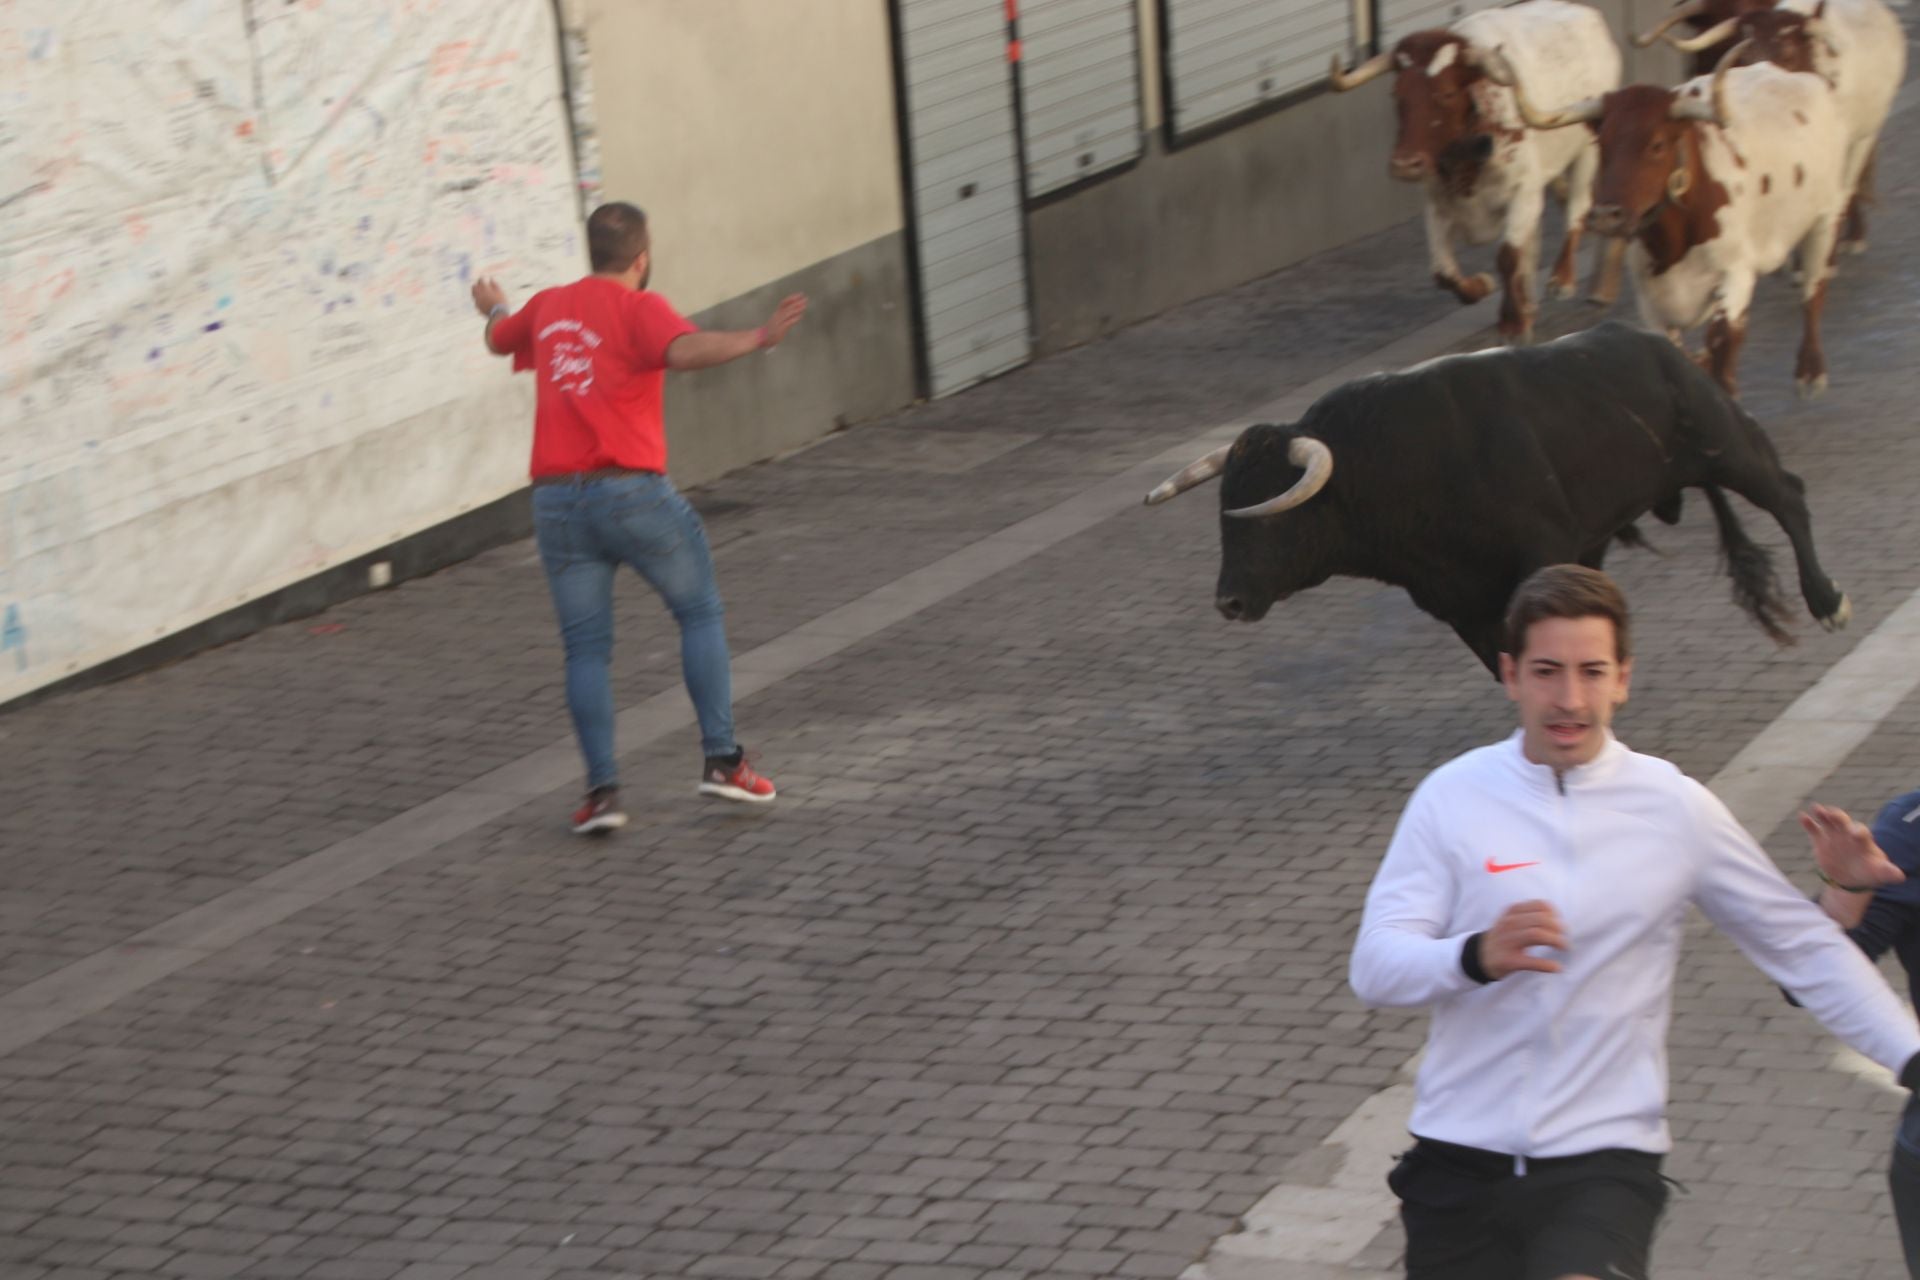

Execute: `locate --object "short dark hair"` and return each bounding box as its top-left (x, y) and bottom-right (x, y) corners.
top-left (1502, 565), bottom-right (1632, 662)
top-left (587, 202), bottom-right (649, 273)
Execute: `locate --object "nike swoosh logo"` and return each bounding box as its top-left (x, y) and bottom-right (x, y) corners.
top-left (1485, 858), bottom-right (1541, 874)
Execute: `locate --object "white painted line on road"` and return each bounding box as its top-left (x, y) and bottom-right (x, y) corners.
top-left (1181, 584), bottom-right (1920, 1279)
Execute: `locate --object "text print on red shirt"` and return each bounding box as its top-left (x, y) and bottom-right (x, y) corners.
top-left (540, 319), bottom-right (602, 395)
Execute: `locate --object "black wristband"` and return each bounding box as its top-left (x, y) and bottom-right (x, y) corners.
top-left (1901, 1051), bottom-right (1920, 1093)
top-left (1461, 932), bottom-right (1494, 985)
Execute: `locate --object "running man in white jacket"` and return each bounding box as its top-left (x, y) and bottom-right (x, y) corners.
top-left (1351, 565), bottom-right (1920, 1280)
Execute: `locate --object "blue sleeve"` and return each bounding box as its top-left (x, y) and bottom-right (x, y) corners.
top-left (1847, 791), bottom-right (1920, 961)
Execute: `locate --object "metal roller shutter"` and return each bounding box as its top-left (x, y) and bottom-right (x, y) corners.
top-left (896, 0), bottom-right (1034, 398)
top-left (1015, 0), bottom-right (1142, 197)
top-left (1164, 0), bottom-right (1362, 138)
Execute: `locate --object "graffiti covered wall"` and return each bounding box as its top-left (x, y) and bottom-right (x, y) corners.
top-left (0, 0), bottom-right (586, 702)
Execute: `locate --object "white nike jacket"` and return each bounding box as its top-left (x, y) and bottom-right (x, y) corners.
top-left (1351, 730), bottom-right (1920, 1160)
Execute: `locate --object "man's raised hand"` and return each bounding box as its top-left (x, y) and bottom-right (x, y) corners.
top-left (761, 293), bottom-right (808, 348)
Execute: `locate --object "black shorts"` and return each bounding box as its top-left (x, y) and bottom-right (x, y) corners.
top-left (1388, 1137), bottom-right (1671, 1280)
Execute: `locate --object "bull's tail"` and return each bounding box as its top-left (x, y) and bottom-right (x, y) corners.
top-left (1613, 522), bottom-right (1659, 555)
top-left (1703, 484), bottom-right (1795, 646)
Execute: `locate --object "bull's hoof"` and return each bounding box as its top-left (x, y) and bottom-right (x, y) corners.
top-left (1819, 592), bottom-right (1852, 632)
top-left (1586, 289), bottom-right (1617, 308)
top-left (1797, 372), bottom-right (1829, 400)
top-left (1548, 274), bottom-right (1579, 301)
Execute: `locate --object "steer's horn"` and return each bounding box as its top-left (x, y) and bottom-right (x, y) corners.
top-left (1512, 81), bottom-right (1606, 130)
top-left (1329, 50), bottom-right (1393, 91)
top-left (1144, 444), bottom-right (1231, 505)
top-left (1673, 39), bottom-right (1746, 122)
top-left (1804, 15), bottom-right (1840, 58)
top-left (1634, 0), bottom-right (1706, 47)
top-left (1481, 46), bottom-right (1605, 130)
top-left (1474, 44), bottom-right (1517, 85)
top-left (1663, 16), bottom-right (1740, 52)
top-left (1224, 438), bottom-right (1335, 519)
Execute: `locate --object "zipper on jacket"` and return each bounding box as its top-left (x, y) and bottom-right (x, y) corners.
top-left (1516, 767), bottom-right (1570, 1166)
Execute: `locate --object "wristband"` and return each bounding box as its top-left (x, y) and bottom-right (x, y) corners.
top-left (487, 303), bottom-right (509, 321)
top-left (754, 325), bottom-right (770, 350)
top-left (1461, 932), bottom-right (1494, 985)
top-left (1816, 867), bottom-right (1876, 894)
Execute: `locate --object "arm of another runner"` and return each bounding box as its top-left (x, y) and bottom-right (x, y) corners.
top-left (1691, 782), bottom-right (1920, 1078)
top-left (1350, 783), bottom-right (1561, 1006)
top-left (665, 294), bottom-right (807, 370)
top-left (1802, 801), bottom-right (1910, 946)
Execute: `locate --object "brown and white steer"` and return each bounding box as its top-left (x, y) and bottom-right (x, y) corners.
top-left (1663, 0), bottom-right (1905, 252)
top-left (1517, 51), bottom-right (1849, 397)
top-left (1329, 0), bottom-right (1624, 343)
top-left (1636, 0), bottom-right (1782, 75)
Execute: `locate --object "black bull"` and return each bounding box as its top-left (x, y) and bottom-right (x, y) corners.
top-left (1145, 322), bottom-right (1850, 674)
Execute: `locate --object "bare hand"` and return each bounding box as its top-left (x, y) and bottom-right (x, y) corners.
top-left (1800, 803), bottom-right (1903, 891)
top-left (761, 293), bottom-right (808, 348)
top-left (1481, 900), bottom-right (1567, 979)
top-left (471, 277), bottom-right (508, 317)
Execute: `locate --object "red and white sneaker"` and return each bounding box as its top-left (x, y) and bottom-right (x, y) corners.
top-left (698, 751), bottom-right (776, 804)
top-left (571, 787), bottom-right (628, 834)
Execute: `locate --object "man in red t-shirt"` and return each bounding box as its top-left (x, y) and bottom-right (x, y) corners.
top-left (470, 201), bottom-right (805, 833)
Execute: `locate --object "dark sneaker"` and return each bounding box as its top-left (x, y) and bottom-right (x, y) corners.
top-left (698, 751), bottom-right (776, 804)
top-left (571, 787), bottom-right (628, 834)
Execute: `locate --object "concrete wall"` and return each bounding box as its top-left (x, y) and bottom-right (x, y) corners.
top-left (666, 233), bottom-right (918, 488)
top-left (577, 0), bottom-right (920, 486)
top-left (1029, 0), bottom-right (1690, 355)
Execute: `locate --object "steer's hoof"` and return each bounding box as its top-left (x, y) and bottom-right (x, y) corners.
top-left (1458, 273), bottom-right (1496, 304)
top-left (1797, 373), bottom-right (1829, 400)
top-left (1548, 274), bottom-right (1579, 301)
top-left (1819, 592), bottom-right (1852, 632)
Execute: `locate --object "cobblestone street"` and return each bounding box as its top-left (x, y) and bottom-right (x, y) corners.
top-left (6, 53), bottom-right (1920, 1280)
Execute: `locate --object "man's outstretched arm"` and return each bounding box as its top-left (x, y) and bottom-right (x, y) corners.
top-left (666, 293), bottom-right (808, 370)
top-left (1693, 785), bottom-right (1920, 1076)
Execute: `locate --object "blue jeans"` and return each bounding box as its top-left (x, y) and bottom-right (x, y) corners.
top-left (1894, 1098), bottom-right (1920, 1277)
top-left (533, 472), bottom-right (736, 790)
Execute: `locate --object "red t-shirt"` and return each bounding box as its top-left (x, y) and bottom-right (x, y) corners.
top-left (489, 277), bottom-right (698, 478)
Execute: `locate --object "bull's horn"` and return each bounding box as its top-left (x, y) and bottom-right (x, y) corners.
top-left (1144, 444), bottom-right (1231, 505)
top-left (1224, 438), bottom-right (1335, 519)
top-left (1634, 0), bottom-right (1706, 47)
top-left (1329, 50), bottom-right (1393, 91)
top-left (1663, 16), bottom-right (1740, 52)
